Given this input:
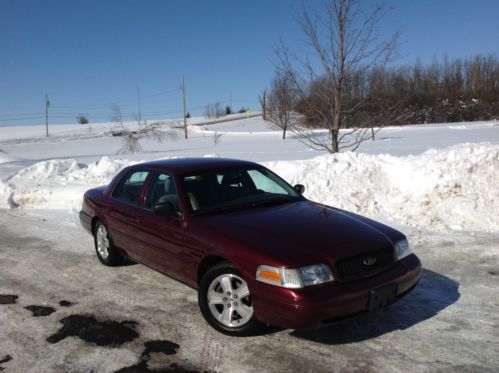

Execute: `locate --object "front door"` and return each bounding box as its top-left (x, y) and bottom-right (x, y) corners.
top-left (133, 172), bottom-right (190, 281)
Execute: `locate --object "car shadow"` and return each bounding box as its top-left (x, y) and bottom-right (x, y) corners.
top-left (290, 269), bottom-right (460, 344)
top-left (122, 258), bottom-right (139, 266)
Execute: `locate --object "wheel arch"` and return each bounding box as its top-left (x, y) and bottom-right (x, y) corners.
top-left (91, 216), bottom-right (101, 235)
top-left (197, 255), bottom-right (231, 285)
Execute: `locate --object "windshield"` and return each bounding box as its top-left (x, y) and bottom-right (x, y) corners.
top-left (181, 166), bottom-right (303, 216)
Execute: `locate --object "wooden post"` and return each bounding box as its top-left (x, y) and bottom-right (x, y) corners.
top-left (182, 75), bottom-right (188, 139)
top-left (259, 90), bottom-right (267, 120)
top-left (45, 93), bottom-right (49, 137)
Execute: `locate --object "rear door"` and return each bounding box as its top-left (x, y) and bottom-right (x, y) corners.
top-left (105, 169), bottom-right (150, 255)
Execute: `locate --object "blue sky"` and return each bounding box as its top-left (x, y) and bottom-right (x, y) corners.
top-left (1, 0), bottom-right (498, 126)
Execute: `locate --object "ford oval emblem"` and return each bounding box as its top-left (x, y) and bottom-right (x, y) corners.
top-left (362, 256), bottom-right (377, 266)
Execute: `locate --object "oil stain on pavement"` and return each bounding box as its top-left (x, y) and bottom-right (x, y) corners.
top-left (0, 294), bottom-right (18, 304)
top-left (5, 297), bottom-right (206, 372)
top-left (25, 305), bottom-right (56, 316)
top-left (141, 340), bottom-right (180, 358)
top-left (0, 355), bottom-right (13, 371)
top-left (47, 314), bottom-right (139, 347)
top-left (115, 340), bottom-right (209, 373)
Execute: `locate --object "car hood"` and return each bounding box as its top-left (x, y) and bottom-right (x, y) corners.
top-left (192, 200), bottom-right (398, 267)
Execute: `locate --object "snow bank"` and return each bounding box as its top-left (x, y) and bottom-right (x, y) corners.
top-left (0, 181), bottom-right (12, 208)
top-left (6, 157), bottom-right (137, 210)
top-left (1, 144), bottom-right (498, 232)
top-left (266, 143), bottom-right (499, 232)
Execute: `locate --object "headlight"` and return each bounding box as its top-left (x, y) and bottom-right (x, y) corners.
top-left (395, 238), bottom-right (410, 260)
top-left (256, 264), bottom-right (334, 288)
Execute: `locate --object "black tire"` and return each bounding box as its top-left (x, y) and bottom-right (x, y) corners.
top-left (198, 262), bottom-right (263, 336)
top-left (93, 220), bottom-right (124, 266)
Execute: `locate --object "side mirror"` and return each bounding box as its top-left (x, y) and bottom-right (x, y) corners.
top-left (153, 202), bottom-right (182, 220)
top-left (294, 184), bottom-right (305, 195)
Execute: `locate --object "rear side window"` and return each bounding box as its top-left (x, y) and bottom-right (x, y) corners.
top-left (112, 170), bottom-right (149, 205)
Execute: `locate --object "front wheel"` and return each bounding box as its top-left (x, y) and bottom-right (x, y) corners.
top-left (93, 220), bottom-right (124, 266)
top-left (198, 262), bottom-right (263, 336)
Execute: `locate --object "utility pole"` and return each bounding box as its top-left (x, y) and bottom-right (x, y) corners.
top-left (137, 85), bottom-right (142, 126)
top-left (45, 93), bottom-right (50, 137)
top-left (259, 90), bottom-right (267, 120)
top-left (229, 91), bottom-right (232, 112)
top-left (182, 74), bottom-right (188, 139)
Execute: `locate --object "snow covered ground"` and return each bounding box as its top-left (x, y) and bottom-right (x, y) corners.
top-left (1, 118), bottom-right (498, 232)
top-left (1, 116), bottom-right (499, 372)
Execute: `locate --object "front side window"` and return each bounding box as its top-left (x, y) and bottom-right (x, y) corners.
top-left (144, 172), bottom-right (180, 210)
top-left (112, 170), bottom-right (149, 205)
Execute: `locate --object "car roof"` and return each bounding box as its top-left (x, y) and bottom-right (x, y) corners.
top-left (131, 157), bottom-right (260, 174)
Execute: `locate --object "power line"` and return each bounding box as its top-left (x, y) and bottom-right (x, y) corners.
top-left (0, 112), bottom-right (44, 117)
top-left (50, 88), bottom-right (181, 109)
top-left (45, 107), bottom-right (186, 117)
top-left (0, 101), bottom-right (250, 121)
top-left (0, 91), bottom-right (258, 124)
top-left (47, 109), bottom-right (186, 119)
top-left (45, 96), bottom-right (180, 111)
top-left (46, 98), bottom-right (182, 114)
top-left (0, 116), bottom-right (44, 122)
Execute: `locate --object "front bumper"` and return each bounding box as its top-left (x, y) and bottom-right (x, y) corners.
top-left (251, 254), bottom-right (422, 329)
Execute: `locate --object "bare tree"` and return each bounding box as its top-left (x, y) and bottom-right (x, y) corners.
top-left (110, 104), bottom-right (179, 154)
top-left (204, 102), bottom-right (225, 119)
top-left (203, 104), bottom-right (214, 119)
top-left (267, 70), bottom-right (298, 139)
top-left (276, 0), bottom-right (400, 153)
top-left (213, 131), bottom-right (224, 146)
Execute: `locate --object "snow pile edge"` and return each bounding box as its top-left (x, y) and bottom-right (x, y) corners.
top-left (2, 144), bottom-right (499, 232)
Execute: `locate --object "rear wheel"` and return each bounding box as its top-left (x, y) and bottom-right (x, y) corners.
top-left (198, 262), bottom-right (263, 336)
top-left (93, 220), bottom-right (123, 266)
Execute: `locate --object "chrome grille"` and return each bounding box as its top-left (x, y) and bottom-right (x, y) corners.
top-left (335, 248), bottom-right (395, 281)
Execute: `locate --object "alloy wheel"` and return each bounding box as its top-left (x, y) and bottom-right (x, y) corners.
top-left (96, 224), bottom-right (110, 260)
top-left (207, 273), bottom-right (253, 328)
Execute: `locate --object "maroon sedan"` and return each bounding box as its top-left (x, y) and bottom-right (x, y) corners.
top-left (80, 157), bottom-right (421, 336)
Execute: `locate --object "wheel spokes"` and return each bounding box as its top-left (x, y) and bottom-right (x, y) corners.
top-left (220, 306), bottom-right (233, 325)
top-left (96, 226), bottom-right (109, 259)
top-left (220, 275), bottom-right (233, 294)
top-left (235, 283), bottom-right (249, 299)
top-left (208, 291), bottom-right (224, 305)
top-left (236, 303), bottom-right (253, 322)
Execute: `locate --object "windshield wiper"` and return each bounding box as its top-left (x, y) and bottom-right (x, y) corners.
top-left (191, 196), bottom-right (300, 216)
